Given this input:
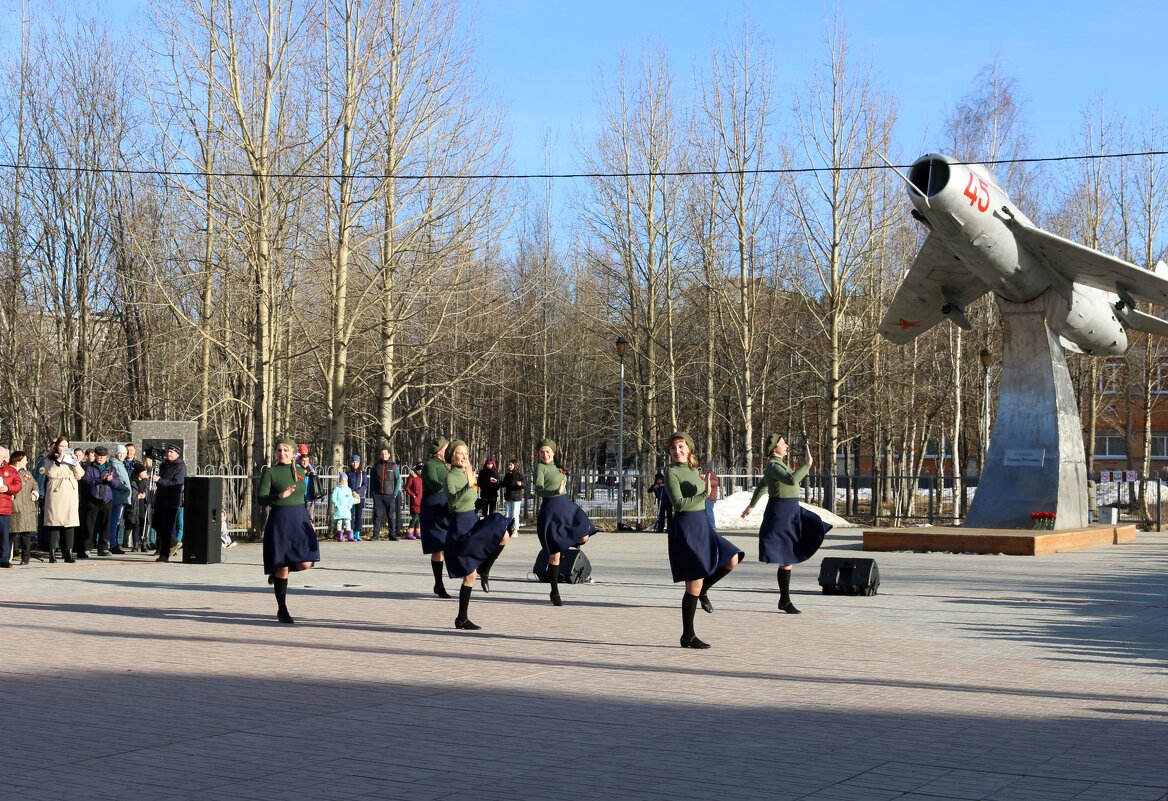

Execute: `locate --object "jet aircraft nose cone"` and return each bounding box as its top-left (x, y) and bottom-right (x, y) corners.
top-left (908, 155), bottom-right (952, 198)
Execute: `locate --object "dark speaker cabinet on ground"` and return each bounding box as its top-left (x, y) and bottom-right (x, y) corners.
top-left (183, 476), bottom-right (223, 565)
top-left (531, 548), bottom-right (592, 584)
top-left (818, 557), bottom-right (879, 596)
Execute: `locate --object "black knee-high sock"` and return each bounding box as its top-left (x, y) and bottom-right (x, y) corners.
top-left (479, 544), bottom-right (504, 579)
top-left (682, 593), bottom-right (699, 638)
top-left (432, 560), bottom-right (446, 586)
top-left (274, 577), bottom-right (289, 612)
top-left (701, 565), bottom-right (731, 596)
top-left (548, 557), bottom-right (561, 595)
top-left (457, 583), bottom-right (473, 620)
top-left (777, 568), bottom-right (792, 604)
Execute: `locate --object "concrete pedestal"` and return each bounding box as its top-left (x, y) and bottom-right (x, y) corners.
top-left (964, 291), bottom-right (1088, 529)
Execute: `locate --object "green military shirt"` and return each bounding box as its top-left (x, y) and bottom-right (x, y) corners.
top-left (749, 456), bottom-right (808, 506)
top-left (422, 456), bottom-right (449, 498)
top-left (534, 462), bottom-right (565, 498)
top-left (258, 463), bottom-right (307, 507)
top-left (445, 466), bottom-right (478, 513)
top-left (665, 462), bottom-right (707, 513)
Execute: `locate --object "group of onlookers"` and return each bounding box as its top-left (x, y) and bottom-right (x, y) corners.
top-left (0, 437), bottom-right (189, 567)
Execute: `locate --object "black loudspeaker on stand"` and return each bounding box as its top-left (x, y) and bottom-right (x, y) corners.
top-left (183, 477), bottom-right (222, 565)
top-left (818, 557), bottom-right (879, 596)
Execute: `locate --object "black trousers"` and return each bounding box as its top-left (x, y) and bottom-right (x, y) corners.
top-left (152, 506), bottom-right (180, 552)
top-left (371, 493), bottom-right (398, 538)
top-left (80, 500), bottom-right (111, 554)
top-left (46, 526), bottom-right (74, 554)
top-left (13, 531), bottom-right (32, 562)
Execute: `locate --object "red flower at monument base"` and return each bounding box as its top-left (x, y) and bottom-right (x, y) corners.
top-left (1029, 511), bottom-right (1056, 530)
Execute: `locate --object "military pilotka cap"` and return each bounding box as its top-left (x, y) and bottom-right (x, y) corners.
top-left (666, 431), bottom-right (694, 453)
top-left (763, 433), bottom-right (786, 456)
top-left (446, 440), bottom-right (468, 462)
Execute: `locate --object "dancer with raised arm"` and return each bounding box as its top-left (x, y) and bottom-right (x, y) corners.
top-left (741, 434), bottom-right (830, 614)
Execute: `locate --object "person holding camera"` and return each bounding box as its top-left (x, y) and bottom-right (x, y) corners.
top-left (152, 443), bottom-right (186, 562)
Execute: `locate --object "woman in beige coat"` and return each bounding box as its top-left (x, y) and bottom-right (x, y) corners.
top-left (42, 436), bottom-right (84, 564)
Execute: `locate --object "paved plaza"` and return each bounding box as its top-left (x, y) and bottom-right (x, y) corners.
top-left (2, 526), bottom-right (1166, 801)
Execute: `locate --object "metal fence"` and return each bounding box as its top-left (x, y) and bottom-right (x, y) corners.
top-left (197, 466), bottom-right (1164, 536)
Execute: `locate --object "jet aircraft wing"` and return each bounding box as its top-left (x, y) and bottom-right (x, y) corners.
top-left (878, 233), bottom-right (993, 345)
top-left (1010, 218), bottom-right (1168, 305)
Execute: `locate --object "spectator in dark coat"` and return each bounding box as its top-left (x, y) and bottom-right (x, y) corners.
top-left (369, 448), bottom-right (401, 540)
top-left (476, 457), bottom-right (501, 518)
top-left (152, 444), bottom-right (186, 562)
top-left (79, 446), bottom-right (123, 558)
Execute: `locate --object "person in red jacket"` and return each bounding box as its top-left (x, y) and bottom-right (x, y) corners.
top-left (0, 446), bottom-right (25, 568)
top-left (404, 463), bottom-right (423, 540)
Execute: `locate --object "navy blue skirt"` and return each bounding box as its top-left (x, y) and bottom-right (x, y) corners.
top-left (537, 493), bottom-right (597, 556)
top-left (668, 510), bottom-right (744, 583)
top-left (420, 493), bottom-right (451, 555)
top-left (445, 510), bottom-right (510, 578)
top-left (262, 504), bottom-right (321, 575)
top-left (759, 497), bottom-right (830, 565)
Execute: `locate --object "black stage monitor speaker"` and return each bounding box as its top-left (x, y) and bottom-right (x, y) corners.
top-left (818, 557), bottom-right (879, 596)
top-left (183, 476), bottom-right (223, 565)
top-left (532, 548), bottom-right (592, 584)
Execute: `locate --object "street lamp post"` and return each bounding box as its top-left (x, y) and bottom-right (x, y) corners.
top-left (979, 348), bottom-right (993, 475)
top-left (616, 336), bottom-right (628, 529)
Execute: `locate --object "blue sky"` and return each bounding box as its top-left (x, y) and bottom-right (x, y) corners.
top-left (464, 0), bottom-right (1167, 172)
top-left (12, 0), bottom-right (1166, 173)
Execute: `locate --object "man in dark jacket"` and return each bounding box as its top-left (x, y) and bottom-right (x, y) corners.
top-left (79, 446), bottom-right (123, 558)
top-left (152, 443), bottom-right (186, 562)
top-left (369, 448), bottom-right (400, 540)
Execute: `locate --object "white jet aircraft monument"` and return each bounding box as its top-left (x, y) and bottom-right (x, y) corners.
top-left (879, 153), bottom-right (1168, 529)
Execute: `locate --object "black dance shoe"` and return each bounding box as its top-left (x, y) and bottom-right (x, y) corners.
top-left (277, 609), bottom-right (295, 624)
top-left (454, 617), bottom-right (481, 630)
top-left (778, 600), bottom-right (802, 614)
top-left (680, 634), bottom-right (711, 649)
top-left (480, 575), bottom-right (491, 593)
top-left (110, 547), bottom-right (126, 555)
top-left (63, 554), bottom-right (75, 563)
top-left (550, 591), bottom-right (562, 607)
top-left (433, 583), bottom-right (452, 599)
top-left (699, 595), bottom-right (713, 613)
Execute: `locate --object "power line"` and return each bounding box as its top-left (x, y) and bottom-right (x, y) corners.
top-left (1, 150), bottom-right (1166, 182)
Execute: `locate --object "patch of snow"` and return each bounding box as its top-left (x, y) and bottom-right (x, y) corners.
top-left (715, 489), bottom-right (855, 530)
